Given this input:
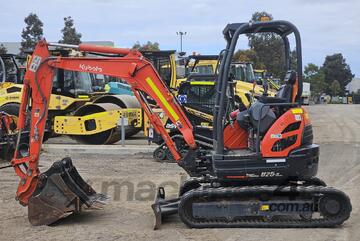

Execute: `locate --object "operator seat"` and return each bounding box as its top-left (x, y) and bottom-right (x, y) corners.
top-left (259, 70), bottom-right (298, 104)
top-left (236, 71), bottom-right (298, 136)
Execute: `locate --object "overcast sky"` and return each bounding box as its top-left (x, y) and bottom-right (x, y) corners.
top-left (1, 0), bottom-right (359, 76)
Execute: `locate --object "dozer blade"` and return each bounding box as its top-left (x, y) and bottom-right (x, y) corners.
top-left (151, 187), bottom-right (180, 230)
top-left (28, 157), bottom-right (109, 226)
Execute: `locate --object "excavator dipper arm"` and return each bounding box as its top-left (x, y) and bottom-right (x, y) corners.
top-left (11, 40), bottom-right (196, 224)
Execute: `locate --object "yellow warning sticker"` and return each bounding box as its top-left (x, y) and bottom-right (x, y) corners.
top-left (260, 205), bottom-right (270, 211)
top-left (291, 108), bottom-right (303, 114)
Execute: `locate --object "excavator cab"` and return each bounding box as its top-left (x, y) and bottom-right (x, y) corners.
top-left (184, 55), bottom-right (219, 76)
top-left (52, 69), bottom-right (93, 98)
top-left (175, 55), bottom-right (219, 87)
top-left (176, 74), bottom-right (217, 138)
top-left (230, 62), bottom-right (255, 83)
top-left (49, 50), bottom-right (94, 98)
top-left (141, 50), bottom-right (176, 88)
top-left (0, 54), bottom-right (26, 84)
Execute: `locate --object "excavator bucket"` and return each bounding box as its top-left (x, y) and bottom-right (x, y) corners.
top-left (28, 157), bottom-right (108, 226)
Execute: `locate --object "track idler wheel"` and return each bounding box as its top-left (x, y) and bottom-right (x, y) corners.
top-left (319, 195), bottom-right (344, 218)
top-left (28, 157), bottom-right (108, 226)
top-left (153, 146), bottom-right (166, 161)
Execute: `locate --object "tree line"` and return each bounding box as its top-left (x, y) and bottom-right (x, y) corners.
top-left (0, 13), bottom-right (159, 58)
top-left (0, 12), bottom-right (159, 78)
top-left (233, 11), bottom-right (354, 97)
top-left (0, 13), bottom-right (83, 74)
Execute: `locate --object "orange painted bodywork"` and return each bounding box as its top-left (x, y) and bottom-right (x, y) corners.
top-left (224, 121), bottom-right (248, 149)
top-left (12, 40), bottom-right (196, 205)
top-left (261, 107), bottom-right (307, 158)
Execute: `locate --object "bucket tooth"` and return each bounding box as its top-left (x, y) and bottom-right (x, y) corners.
top-left (28, 158), bottom-right (108, 226)
top-left (61, 157), bottom-right (110, 209)
top-left (62, 157), bottom-right (97, 195)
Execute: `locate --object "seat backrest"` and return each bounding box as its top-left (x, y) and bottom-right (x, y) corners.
top-left (276, 70), bottom-right (297, 103)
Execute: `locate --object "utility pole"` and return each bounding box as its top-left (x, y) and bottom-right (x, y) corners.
top-left (176, 31), bottom-right (187, 56)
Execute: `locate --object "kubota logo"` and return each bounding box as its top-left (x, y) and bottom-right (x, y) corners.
top-left (79, 64), bottom-right (103, 72)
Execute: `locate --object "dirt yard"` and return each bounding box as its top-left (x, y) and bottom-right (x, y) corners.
top-left (0, 104), bottom-right (359, 241)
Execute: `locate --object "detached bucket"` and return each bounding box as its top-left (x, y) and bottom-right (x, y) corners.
top-left (28, 157), bottom-right (108, 226)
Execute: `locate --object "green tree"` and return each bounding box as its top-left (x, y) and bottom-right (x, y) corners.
top-left (330, 80), bottom-right (341, 96)
top-left (59, 16), bottom-right (82, 45)
top-left (0, 44), bottom-right (7, 81)
top-left (20, 13), bottom-right (44, 54)
top-left (132, 41), bottom-right (160, 51)
top-left (0, 44), bottom-right (7, 54)
top-left (304, 63), bottom-right (326, 97)
top-left (322, 53), bottom-right (353, 95)
top-left (248, 11), bottom-right (285, 78)
top-left (233, 49), bottom-right (265, 69)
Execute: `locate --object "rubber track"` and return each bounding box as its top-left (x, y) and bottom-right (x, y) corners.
top-left (178, 185), bottom-right (352, 228)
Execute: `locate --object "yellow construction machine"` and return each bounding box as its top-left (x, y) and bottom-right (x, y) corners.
top-left (0, 53), bottom-right (142, 144)
top-left (254, 69), bottom-right (281, 91)
top-left (146, 55), bottom-right (277, 161)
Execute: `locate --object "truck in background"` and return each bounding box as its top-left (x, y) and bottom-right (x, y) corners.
top-left (302, 82), bottom-right (311, 105)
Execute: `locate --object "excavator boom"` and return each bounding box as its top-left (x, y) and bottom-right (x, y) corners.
top-left (11, 40), bottom-right (196, 225)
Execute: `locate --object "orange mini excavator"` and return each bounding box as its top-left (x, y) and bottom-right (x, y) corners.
top-left (10, 20), bottom-right (351, 228)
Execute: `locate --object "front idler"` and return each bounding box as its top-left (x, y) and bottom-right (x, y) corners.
top-left (28, 157), bottom-right (108, 226)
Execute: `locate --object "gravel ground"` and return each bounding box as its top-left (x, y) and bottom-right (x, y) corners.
top-left (0, 104), bottom-right (359, 241)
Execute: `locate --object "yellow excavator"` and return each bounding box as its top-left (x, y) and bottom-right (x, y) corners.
top-left (254, 69), bottom-right (281, 91)
top-left (177, 55), bottom-right (276, 107)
